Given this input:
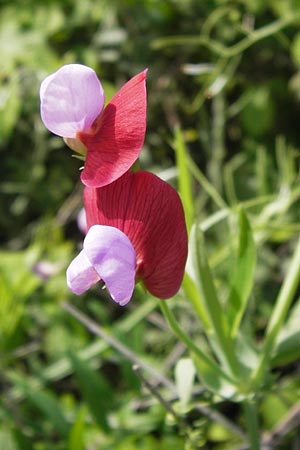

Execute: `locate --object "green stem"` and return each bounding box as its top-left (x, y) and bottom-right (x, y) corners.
top-left (220, 14), bottom-right (295, 58)
top-left (187, 155), bottom-right (228, 210)
top-left (252, 234), bottom-right (300, 387)
top-left (209, 92), bottom-right (225, 194)
top-left (159, 300), bottom-right (237, 386)
top-left (152, 14), bottom-right (298, 58)
top-left (243, 399), bottom-right (260, 450)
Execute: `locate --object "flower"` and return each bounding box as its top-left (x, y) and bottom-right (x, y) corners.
top-left (77, 208), bottom-right (87, 234)
top-left (32, 260), bottom-right (61, 281)
top-left (67, 170), bottom-right (188, 305)
top-left (40, 64), bottom-right (147, 188)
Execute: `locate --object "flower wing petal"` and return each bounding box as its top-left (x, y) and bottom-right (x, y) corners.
top-left (66, 249), bottom-right (101, 295)
top-left (40, 64), bottom-right (104, 138)
top-left (80, 69), bottom-right (147, 187)
top-left (84, 225), bottom-right (136, 306)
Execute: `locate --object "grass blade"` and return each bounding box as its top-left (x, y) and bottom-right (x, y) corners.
top-left (227, 209), bottom-right (256, 337)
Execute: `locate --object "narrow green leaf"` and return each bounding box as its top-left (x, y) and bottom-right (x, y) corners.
top-left (190, 225), bottom-right (239, 377)
top-left (182, 273), bottom-right (210, 329)
top-left (227, 209), bottom-right (256, 337)
top-left (272, 297), bottom-right (300, 366)
top-left (272, 332), bottom-right (300, 366)
top-left (275, 135), bottom-right (295, 187)
top-left (67, 406), bottom-right (87, 450)
top-left (173, 125), bottom-right (194, 232)
top-left (251, 234), bottom-right (300, 387)
top-left (69, 351), bottom-right (113, 431)
top-left (234, 332), bottom-right (259, 375)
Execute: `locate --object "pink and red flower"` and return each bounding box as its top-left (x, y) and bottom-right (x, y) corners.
top-left (67, 171), bottom-right (188, 305)
top-left (40, 64), bottom-right (187, 305)
top-left (40, 64), bottom-right (147, 188)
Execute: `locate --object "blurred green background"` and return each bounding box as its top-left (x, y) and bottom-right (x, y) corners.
top-left (1, 0), bottom-right (300, 448)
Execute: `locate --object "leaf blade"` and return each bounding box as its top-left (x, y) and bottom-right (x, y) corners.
top-left (227, 209), bottom-right (256, 337)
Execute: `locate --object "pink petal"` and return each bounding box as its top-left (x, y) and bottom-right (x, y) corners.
top-left (40, 64), bottom-right (105, 138)
top-left (77, 208), bottom-right (87, 234)
top-left (79, 69), bottom-right (147, 187)
top-left (84, 225), bottom-right (136, 306)
top-left (66, 249), bottom-right (101, 295)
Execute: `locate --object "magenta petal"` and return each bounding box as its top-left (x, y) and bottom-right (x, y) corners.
top-left (66, 249), bottom-right (101, 294)
top-left (84, 225), bottom-right (136, 306)
top-left (80, 69), bottom-right (147, 188)
top-left (40, 64), bottom-right (105, 138)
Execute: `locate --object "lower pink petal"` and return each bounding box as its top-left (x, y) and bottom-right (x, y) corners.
top-left (66, 249), bottom-right (101, 295)
top-left (84, 225), bottom-right (136, 306)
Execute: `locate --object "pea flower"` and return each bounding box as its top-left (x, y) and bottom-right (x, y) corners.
top-left (66, 171), bottom-right (188, 306)
top-left (40, 64), bottom-right (147, 188)
top-left (77, 208), bottom-right (87, 234)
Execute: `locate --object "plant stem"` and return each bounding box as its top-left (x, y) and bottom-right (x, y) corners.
top-left (252, 234), bottom-right (300, 387)
top-left (187, 155), bottom-right (228, 209)
top-left (209, 92), bottom-right (225, 194)
top-left (243, 399), bottom-right (260, 450)
top-left (62, 301), bottom-right (174, 391)
top-left (152, 13), bottom-right (299, 58)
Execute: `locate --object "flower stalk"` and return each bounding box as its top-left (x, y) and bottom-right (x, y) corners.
top-left (243, 398), bottom-right (260, 450)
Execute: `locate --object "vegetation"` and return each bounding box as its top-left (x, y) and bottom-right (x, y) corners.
top-left (1, 0), bottom-right (300, 448)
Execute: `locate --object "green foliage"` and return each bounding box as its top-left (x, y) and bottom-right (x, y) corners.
top-left (2, 0), bottom-right (300, 448)
top-left (0, 250), bottom-right (41, 346)
top-left (227, 209), bottom-right (256, 337)
top-left (69, 351), bottom-right (113, 431)
top-left (173, 126), bottom-right (194, 232)
top-left (273, 297), bottom-right (300, 366)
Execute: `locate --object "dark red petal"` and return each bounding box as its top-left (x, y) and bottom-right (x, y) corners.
top-left (79, 70), bottom-right (147, 188)
top-left (84, 171), bottom-right (188, 299)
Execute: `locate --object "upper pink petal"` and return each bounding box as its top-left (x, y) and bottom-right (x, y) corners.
top-left (79, 69), bottom-right (147, 187)
top-left (40, 64), bottom-right (105, 138)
